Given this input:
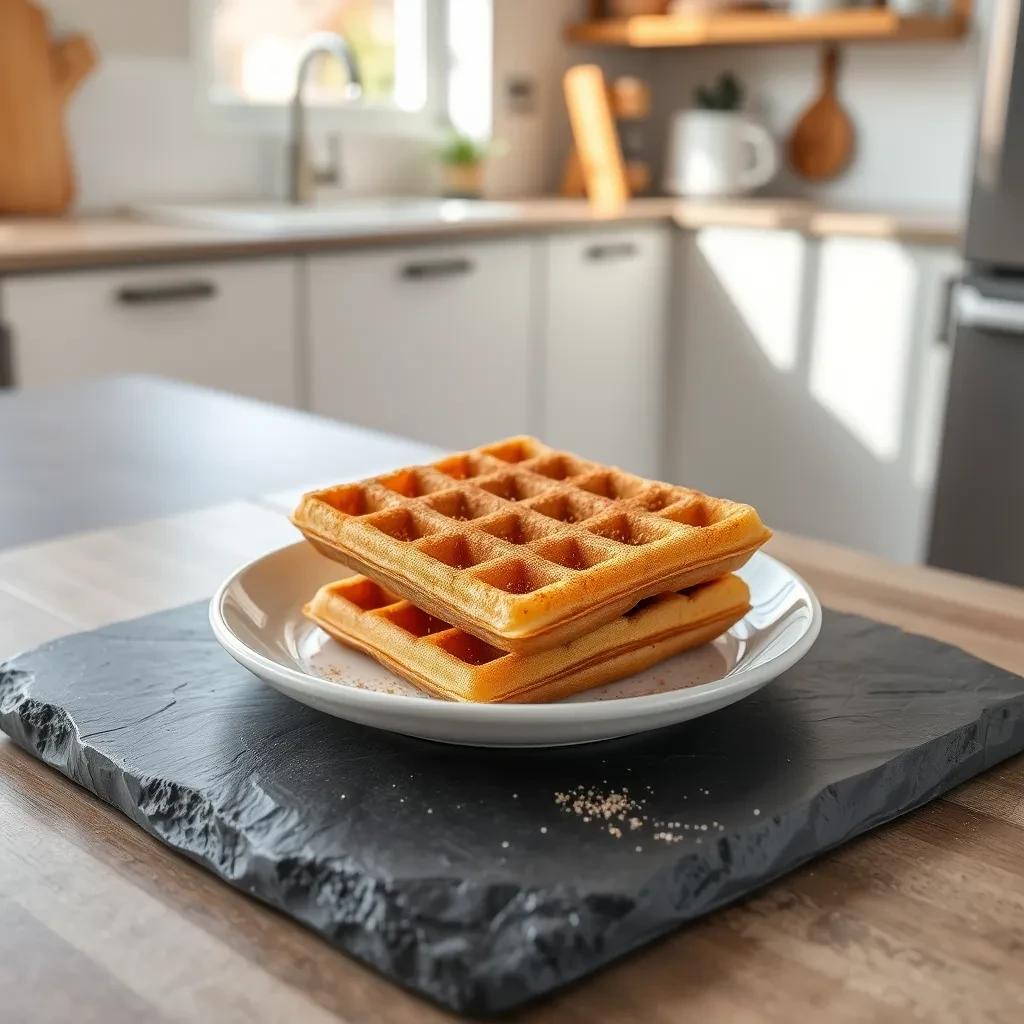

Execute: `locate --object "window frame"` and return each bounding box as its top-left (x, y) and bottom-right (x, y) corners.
top-left (190, 0), bottom-right (450, 139)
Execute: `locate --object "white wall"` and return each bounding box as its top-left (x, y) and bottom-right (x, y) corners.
top-left (42, 0), bottom-right (989, 213)
top-left (47, 0), bottom-right (189, 58)
top-left (47, 0), bottom-right (272, 209)
top-left (650, 3), bottom-right (992, 214)
top-left (486, 0), bottom-right (644, 196)
top-left (64, 56), bottom-right (276, 210)
top-left (47, 0), bottom-right (604, 210)
top-left (44, 1), bottom-right (453, 208)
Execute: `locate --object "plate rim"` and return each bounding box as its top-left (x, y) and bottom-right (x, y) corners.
top-left (209, 542), bottom-right (822, 722)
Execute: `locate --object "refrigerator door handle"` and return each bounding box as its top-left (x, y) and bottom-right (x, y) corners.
top-left (956, 283), bottom-right (1024, 335)
top-left (974, 0), bottom-right (1023, 189)
top-left (0, 323), bottom-right (12, 388)
top-left (936, 274), bottom-right (958, 346)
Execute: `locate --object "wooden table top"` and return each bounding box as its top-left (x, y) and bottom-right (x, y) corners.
top-left (2, 379), bottom-right (1023, 1023)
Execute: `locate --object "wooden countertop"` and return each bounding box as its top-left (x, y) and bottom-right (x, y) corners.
top-left (0, 198), bottom-right (962, 274)
top-left (0, 377), bottom-right (1022, 1022)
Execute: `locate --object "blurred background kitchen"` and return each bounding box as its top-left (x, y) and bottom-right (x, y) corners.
top-left (1, 0), bottom-right (1020, 586)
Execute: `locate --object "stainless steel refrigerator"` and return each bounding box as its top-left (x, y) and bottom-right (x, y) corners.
top-left (928, 2), bottom-right (1024, 586)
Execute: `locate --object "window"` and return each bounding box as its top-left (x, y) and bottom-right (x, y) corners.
top-left (193, 0), bottom-right (491, 139)
top-left (446, 0), bottom-right (491, 141)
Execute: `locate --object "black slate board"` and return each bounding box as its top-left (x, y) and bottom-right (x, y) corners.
top-left (2, 604), bottom-right (1023, 1015)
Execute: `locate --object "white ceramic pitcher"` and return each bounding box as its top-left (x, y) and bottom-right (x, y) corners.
top-left (664, 109), bottom-right (778, 197)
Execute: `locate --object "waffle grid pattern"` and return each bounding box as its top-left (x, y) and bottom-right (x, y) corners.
top-left (307, 573), bottom-right (750, 703)
top-left (294, 437), bottom-right (769, 648)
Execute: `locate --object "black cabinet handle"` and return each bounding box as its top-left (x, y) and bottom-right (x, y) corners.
top-left (585, 241), bottom-right (639, 261)
top-left (400, 258), bottom-right (473, 280)
top-left (0, 322), bottom-right (12, 388)
top-left (116, 281), bottom-right (218, 305)
top-left (936, 274), bottom-right (959, 346)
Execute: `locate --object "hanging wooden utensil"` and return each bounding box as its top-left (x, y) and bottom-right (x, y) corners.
top-left (788, 45), bottom-right (854, 182)
top-left (0, 0), bottom-right (97, 214)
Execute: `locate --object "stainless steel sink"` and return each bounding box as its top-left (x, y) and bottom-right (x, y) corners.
top-left (136, 198), bottom-right (519, 235)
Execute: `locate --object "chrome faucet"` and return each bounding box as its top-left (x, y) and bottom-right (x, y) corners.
top-left (288, 32), bottom-right (363, 205)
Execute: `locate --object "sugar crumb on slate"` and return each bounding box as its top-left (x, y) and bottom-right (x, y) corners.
top-left (553, 782), bottom-right (738, 853)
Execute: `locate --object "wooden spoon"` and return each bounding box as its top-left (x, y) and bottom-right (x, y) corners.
top-left (788, 46), bottom-right (854, 181)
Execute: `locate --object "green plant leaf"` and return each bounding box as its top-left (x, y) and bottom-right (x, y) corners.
top-left (438, 132), bottom-right (487, 166)
top-left (694, 72), bottom-right (745, 112)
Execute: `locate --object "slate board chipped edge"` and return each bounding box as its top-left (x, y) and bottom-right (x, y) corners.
top-left (1, 602), bottom-right (1023, 1015)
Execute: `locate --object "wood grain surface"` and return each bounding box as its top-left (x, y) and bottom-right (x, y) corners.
top-left (0, 200), bottom-right (961, 276)
top-left (1, 498), bottom-right (1023, 1022)
top-left (564, 5), bottom-right (971, 48)
top-left (563, 64), bottom-right (630, 210)
top-left (788, 46), bottom-right (855, 183)
top-left (0, 0), bottom-right (96, 214)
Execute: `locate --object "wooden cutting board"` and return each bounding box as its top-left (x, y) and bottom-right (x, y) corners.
top-left (0, 0), bottom-right (97, 214)
top-left (563, 64), bottom-right (630, 210)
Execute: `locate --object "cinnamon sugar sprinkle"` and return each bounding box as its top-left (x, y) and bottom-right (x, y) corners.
top-left (553, 783), bottom-right (728, 849)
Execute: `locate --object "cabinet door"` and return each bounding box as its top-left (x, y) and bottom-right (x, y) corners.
top-left (671, 225), bottom-right (810, 527)
top-left (807, 238), bottom-right (959, 562)
top-left (307, 240), bottom-right (534, 449)
top-left (5, 259), bottom-right (299, 406)
top-left (542, 226), bottom-right (670, 477)
top-left (672, 227), bottom-right (960, 563)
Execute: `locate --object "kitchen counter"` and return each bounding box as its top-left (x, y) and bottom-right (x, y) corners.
top-left (1, 376), bottom-right (1022, 1023)
top-left (0, 197), bottom-right (962, 274)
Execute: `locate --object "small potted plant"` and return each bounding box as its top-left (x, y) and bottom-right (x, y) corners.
top-left (695, 71), bottom-right (744, 113)
top-left (664, 72), bottom-right (777, 197)
top-left (438, 133), bottom-right (491, 199)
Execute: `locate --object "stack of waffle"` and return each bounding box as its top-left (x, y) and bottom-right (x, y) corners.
top-left (292, 437), bottom-right (771, 703)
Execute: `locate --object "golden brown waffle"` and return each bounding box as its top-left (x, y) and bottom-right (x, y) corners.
top-left (305, 573), bottom-right (751, 704)
top-left (292, 436), bottom-right (770, 654)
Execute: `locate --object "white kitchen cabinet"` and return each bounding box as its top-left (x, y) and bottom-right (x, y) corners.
top-left (541, 226), bottom-right (670, 477)
top-left (4, 258), bottom-right (300, 406)
top-left (671, 227), bottom-right (960, 563)
top-left (307, 239), bottom-right (535, 449)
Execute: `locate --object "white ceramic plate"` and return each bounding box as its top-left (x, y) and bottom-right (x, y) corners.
top-left (210, 543), bottom-right (821, 747)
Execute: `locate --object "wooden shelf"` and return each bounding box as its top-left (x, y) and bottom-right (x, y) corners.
top-left (565, 9), bottom-right (969, 48)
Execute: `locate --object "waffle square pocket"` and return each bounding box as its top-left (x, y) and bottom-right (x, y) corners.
top-left (304, 574), bottom-right (752, 704)
top-left (292, 437), bottom-right (771, 654)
